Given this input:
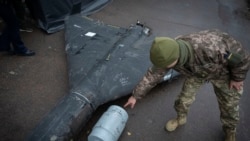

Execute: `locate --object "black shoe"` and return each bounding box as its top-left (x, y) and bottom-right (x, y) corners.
top-left (17, 49), bottom-right (35, 56)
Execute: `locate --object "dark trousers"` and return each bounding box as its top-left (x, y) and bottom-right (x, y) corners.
top-left (247, 0), bottom-right (250, 9)
top-left (12, 0), bottom-right (26, 23)
top-left (0, 3), bottom-right (27, 53)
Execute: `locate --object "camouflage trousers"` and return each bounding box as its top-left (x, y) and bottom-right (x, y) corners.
top-left (174, 77), bottom-right (243, 130)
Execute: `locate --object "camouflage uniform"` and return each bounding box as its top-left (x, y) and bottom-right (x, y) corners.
top-left (132, 29), bottom-right (250, 131)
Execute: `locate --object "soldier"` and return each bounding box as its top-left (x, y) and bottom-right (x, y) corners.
top-left (124, 29), bottom-right (250, 141)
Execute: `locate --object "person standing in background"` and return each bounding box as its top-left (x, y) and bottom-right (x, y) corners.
top-left (0, 0), bottom-right (35, 56)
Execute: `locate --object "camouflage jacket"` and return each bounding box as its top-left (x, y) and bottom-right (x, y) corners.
top-left (132, 29), bottom-right (250, 99)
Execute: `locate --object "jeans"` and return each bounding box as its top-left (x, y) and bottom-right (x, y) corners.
top-left (0, 3), bottom-right (27, 53)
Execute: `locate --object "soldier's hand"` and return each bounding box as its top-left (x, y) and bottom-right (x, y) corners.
top-left (229, 80), bottom-right (243, 91)
top-left (124, 96), bottom-right (137, 109)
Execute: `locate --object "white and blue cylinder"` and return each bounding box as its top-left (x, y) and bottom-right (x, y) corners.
top-left (88, 105), bottom-right (129, 141)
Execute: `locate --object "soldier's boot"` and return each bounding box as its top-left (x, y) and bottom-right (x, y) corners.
top-left (165, 115), bottom-right (187, 132)
top-left (224, 128), bottom-right (236, 141)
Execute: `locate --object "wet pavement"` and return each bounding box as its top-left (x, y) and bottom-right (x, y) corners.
top-left (0, 0), bottom-right (250, 141)
top-left (0, 30), bottom-right (69, 140)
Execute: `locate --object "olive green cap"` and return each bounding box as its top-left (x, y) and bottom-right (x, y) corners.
top-left (150, 37), bottom-right (179, 68)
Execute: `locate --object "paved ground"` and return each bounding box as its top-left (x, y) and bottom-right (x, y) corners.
top-left (0, 29), bottom-right (69, 140)
top-left (0, 0), bottom-right (250, 141)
